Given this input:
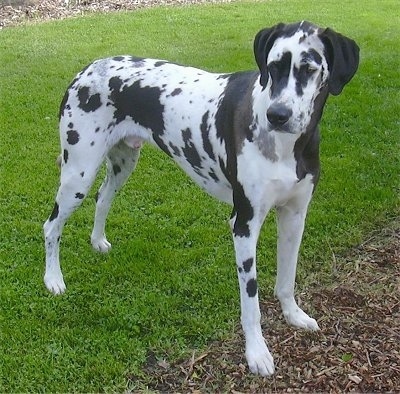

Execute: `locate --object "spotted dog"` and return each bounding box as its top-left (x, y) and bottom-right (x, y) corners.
top-left (44, 21), bottom-right (359, 375)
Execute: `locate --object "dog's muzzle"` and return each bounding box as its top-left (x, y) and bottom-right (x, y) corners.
top-left (267, 103), bottom-right (293, 132)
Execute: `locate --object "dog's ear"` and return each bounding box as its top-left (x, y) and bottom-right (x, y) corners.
top-left (254, 24), bottom-right (284, 89)
top-left (320, 28), bottom-right (360, 96)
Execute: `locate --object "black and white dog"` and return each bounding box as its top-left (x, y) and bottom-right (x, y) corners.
top-left (44, 21), bottom-right (359, 375)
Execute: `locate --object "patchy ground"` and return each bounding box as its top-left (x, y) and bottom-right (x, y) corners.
top-left (0, 0), bottom-right (233, 28)
top-left (2, 2), bottom-right (399, 392)
top-left (138, 223), bottom-right (399, 392)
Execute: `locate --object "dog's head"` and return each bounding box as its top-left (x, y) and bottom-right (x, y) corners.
top-left (253, 21), bottom-right (359, 133)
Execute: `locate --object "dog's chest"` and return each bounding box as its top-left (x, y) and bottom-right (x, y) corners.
top-left (237, 133), bottom-right (311, 207)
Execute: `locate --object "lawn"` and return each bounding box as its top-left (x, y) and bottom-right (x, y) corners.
top-left (0, 0), bottom-right (398, 391)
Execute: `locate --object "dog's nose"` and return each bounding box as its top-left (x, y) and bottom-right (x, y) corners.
top-left (267, 104), bottom-right (292, 127)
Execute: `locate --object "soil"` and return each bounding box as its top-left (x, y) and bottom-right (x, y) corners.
top-left (138, 224), bottom-right (399, 393)
top-left (1, 2), bottom-right (399, 392)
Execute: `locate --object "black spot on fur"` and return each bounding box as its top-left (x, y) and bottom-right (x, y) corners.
top-left (182, 128), bottom-right (203, 174)
top-left (208, 169), bottom-right (219, 182)
top-left (59, 90), bottom-right (69, 120)
top-left (77, 86), bottom-right (102, 112)
top-left (49, 202), bottom-right (59, 221)
top-left (169, 142), bottom-right (181, 157)
top-left (113, 164), bottom-right (121, 175)
top-left (200, 111), bottom-right (216, 161)
top-left (246, 278), bottom-right (257, 297)
top-left (63, 149), bottom-right (69, 164)
top-left (243, 258), bottom-right (254, 273)
top-left (306, 48), bottom-right (322, 65)
top-left (68, 122), bottom-right (74, 129)
top-left (80, 171), bottom-right (85, 177)
top-left (75, 192), bottom-right (85, 199)
top-left (67, 130), bottom-right (80, 145)
top-left (154, 61), bottom-right (168, 67)
top-left (170, 88), bottom-right (182, 96)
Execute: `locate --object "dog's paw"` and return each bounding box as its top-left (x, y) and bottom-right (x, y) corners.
top-left (91, 236), bottom-right (112, 253)
top-left (246, 336), bottom-right (275, 376)
top-left (283, 306), bottom-right (320, 331)
top-left (44, 271), bottom-right (66, 295)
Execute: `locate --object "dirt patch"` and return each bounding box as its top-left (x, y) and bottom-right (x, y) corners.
top-left (0, 0), bottom-right (233, 28)
top-left (136, 223), bottom-right (399, 392)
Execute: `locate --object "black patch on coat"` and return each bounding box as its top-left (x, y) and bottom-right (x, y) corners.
top-left (215, 71), bottom-right (257, 179)
top-left (169, 142), bottom-right (181, 157)
top-left (232, 182), bottom-right (253, 238)
top-left (246, 278), bottom-right (258, 297)
top-left (305, 49), bottom-right (322, 65)
top-left (243, 258), bottom-right (254, 273)
top-left (269, 51), bottom-right (292, 99)
top-left (170, 88), bottom-right (182, 96)
top-left (80, 172), bottom-right (85, 177)
top-left (77, 86), bottom-right (102, 112)
top-left (63, 149), bottom-right (69, 164)
top-left (293, 87), bottom-right (329, 184)
top-left (67, 129), bottom-right (80, 145)
top-left (128, 56), bottom-right (145, 63)
top-left (113, 164), bottom-right (121, 176)
top-left (208, 169), bottom-right (219, 182)
top-left (215, 72), bottom-right (257, 237)
top-left (59, 90), bottom-right (69, 120)
top-left (281, 21), bottom-right (315, 39)
top-left (182, 128), bottom-right (203, 172)
top-left (294, 49), bottom-right (323, 96)
top-left (200, 111), bottom-right (216, 161)
top-left (68, 122), bottom-right (74, 129)
top-left (75, 192), bottom-right (85, 199)
top-left (49, 202), bottom-right (59, 221)
top-left (108, 77), bottom-right (164, 135)
top-left (154, 61), bottom-right (168, 67)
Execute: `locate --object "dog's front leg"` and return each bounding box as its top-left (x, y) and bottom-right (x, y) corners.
top-left (275, 195), bottom-right (319, 331)
top-left (231, 212), bottom-right (275, 376)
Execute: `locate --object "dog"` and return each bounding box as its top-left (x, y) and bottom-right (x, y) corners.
top-left (43, 21), bottom-right (359, 376)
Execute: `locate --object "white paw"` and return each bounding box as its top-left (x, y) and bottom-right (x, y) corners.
top-left (283, 306), bottom-right (320, 331)
top-left (246, 336), bottom-right (275, 376)
top-left (91, 236), bottom-right (112, 253)
top-left (44, 271), bottom-right (66, 295)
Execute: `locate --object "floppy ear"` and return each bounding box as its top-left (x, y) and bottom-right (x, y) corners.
top-left (253, 24), bottom-right (284, 89)
top-left (320, 28), bottom-right (360, 95)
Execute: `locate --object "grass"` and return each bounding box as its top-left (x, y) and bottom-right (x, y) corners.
top-left (0, 0), bottom-right (399, 391)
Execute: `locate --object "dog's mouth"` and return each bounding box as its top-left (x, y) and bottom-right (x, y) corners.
top-left (267, 123), bottom-right (296, 134)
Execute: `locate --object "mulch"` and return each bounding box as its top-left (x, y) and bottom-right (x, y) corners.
top-left (2, 2), bottom-right (399, 391)
top-left (137, 224), bottom-right (399, 392)
top-left (0, 0), bottom-right (233, 28)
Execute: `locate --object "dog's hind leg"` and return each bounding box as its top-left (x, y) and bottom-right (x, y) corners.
top-left (275, 186), bottom-right (320, 331)
top-left (91, 139), bottom-right (141, 252)
top-left (43, 153), bottom-right (105, 294)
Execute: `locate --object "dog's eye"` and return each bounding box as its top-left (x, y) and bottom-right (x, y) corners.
top-left (305, 65), bottom-right (317, 75)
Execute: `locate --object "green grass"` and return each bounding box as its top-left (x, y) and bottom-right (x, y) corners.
top-left (0, 0), bottom-right (399, 391)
